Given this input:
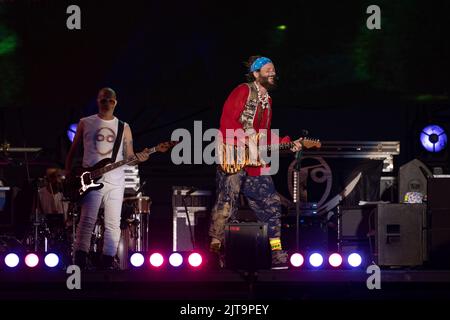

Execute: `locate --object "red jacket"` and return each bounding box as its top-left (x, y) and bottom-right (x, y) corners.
top-left (219, 83), bottom-right (290, 176)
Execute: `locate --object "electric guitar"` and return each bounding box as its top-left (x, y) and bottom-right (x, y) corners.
top-left (64, 141), bottom-right (176, 202)
top-left (219, 138), bottom-right (321, 174)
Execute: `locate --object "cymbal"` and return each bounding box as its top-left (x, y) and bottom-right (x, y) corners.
top-left (3, 147), bottom-right (42, 153)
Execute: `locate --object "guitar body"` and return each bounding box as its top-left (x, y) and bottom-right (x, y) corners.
top-left (218, 144), bottom-right (253, 174)
top-left (219, 138), bottom-right (321, 174)
top-left (64, 158), bottom-right (111, 202)
top-left (63, 141), bottom-right (176, 202)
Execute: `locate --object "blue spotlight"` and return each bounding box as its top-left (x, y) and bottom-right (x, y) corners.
top-left (44, 253), bottom-right (60, 268)
top-left (348, 253), bottom-right (363, 267)
top-left (67, 123), bottom-right (78, 142)
top-left (130, 253), bottom-right (145, 267)
top-left (4, 253), bottom-right (20, 268)
top-left (308, 253), bottom-right (324, 268)
top-left (420, 125), bottom-right (447, 153)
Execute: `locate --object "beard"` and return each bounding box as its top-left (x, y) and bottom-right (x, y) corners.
top-left (258, 75), bottom-right (277, 91)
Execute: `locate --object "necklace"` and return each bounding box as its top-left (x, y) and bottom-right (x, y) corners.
top-left (254, 82), bottom-right (270, 110)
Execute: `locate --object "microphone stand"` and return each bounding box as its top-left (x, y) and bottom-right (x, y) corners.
top-left (293, 129), bottom-right (308, 251)
top-left (181, 187), bottom-right (196, 250)
top-left (294, 149), bottom-right (303, 252)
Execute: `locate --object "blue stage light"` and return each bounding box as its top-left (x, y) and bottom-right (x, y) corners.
top-left (420, 125), bottom-right (447, 153)
top-left (67, 123), bottom-right (78, 142)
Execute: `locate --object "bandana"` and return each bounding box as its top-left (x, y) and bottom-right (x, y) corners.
top-left (250, 57), bottom-right (272, 72)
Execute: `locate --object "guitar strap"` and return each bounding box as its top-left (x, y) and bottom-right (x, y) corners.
top-left (111, 120), bottom-right (124, 163)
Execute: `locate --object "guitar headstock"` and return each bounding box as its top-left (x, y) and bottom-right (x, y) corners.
top-left (155, 141), bottom-right (178, 153)
top-left (301, 138), bottom-right (321, 149)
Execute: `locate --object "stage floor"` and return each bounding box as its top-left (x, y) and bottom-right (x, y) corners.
top-left (2, 268), bottom-right (450, 301)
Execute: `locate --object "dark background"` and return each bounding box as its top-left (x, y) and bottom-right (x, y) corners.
top-left (1, 0), bottom-right (449, 250)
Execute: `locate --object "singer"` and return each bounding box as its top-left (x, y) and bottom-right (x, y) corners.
top-left (208, 55), bottom-right (302, 270)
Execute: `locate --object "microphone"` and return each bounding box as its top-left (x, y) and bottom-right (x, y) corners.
top-left (301, 129), bottom-right (309, 137)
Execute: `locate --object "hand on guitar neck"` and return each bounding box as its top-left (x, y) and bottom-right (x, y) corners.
top-left (130, 141), bottom-right (177, 164)
top-left (134, 148), bottom-right (151, 163)
top-left (291, 138), bottom-right (303, 152)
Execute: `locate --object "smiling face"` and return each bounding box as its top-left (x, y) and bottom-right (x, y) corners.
top-left (253, 63), bottom-right (277, 90)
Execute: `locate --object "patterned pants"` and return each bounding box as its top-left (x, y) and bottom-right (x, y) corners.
top-left (209, 169), bottom-right (282, 243)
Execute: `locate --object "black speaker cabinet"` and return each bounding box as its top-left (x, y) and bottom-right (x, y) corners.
top-left (427, 177), bottom-right (450, 267)
top-left (224, 222), bottom-right (270, 270)
top-left (338, 205), bottom-right (377, 241)
top-left (375, 203), bottom-right (426, 266)
top-left (281, 214), bottom-right (328, 252)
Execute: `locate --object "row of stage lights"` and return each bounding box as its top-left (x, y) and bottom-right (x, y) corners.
top-left (2, 253), bottom-right (60, 269)
top-left (129, 252), bottom-right (364, 269)
top-left (289, 252), bottom-right (363, 268)
top-left (0, 252), bottom-right (205, 270)
top-left (1, 251), bottom-right (364, 270)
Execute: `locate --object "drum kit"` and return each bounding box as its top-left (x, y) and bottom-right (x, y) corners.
top-left (25, 169), bottom-right (152, 270)
top-left (117, 195), bottom-right (151, 269)
top-left (1, 143), bottom-right (152, 269)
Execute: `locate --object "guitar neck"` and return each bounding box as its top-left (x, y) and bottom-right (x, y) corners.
top-left (262, 142), bottom-right (294, 152)
top-left (91, 147), bottom-right (157, 179)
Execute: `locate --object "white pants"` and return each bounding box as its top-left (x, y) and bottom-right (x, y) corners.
top-left (74, 181), bottom-right (124, 257)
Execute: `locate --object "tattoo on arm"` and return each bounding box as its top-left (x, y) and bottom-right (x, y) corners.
top-left (122, 137), bottom-right (127, 159)
top-left (127, 139), bottom-right (134, 160)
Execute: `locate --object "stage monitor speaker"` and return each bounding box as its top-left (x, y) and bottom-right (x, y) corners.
top-left (427, 177), bottom-right (450, 267)
top-left (375, 203), bottom-right (426, 266)
top-left (398, 159), bottom-right (432, 203)
top-left (224, 222), bottom-right (270, 270)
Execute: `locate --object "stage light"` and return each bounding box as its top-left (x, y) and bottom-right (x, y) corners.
top-left (309, 253), bottom-right (324, 268)
top-left (4, 253), bottom-right (20, 268)
top-left (420, 124), bottom-right (447, 153)
top-left (276, 25), bottom-right (287, 31)
top-left (44, 253), bottom-right (59, 268)
top-left (67, 123), bottom-right (78, 142)
top-left (188, 253), bottom-right (202, 267)
top-left (289, 253), bottom-right (304, 267)
top-left (348, 253), bottom-right (362, 267)
top-left (130, 253), bottom-right (145, 267)
top-left (169, 252), bottom-right (183, 267)
top-left (328, 253), bottom-right (343, 267)
top-left (149, 253), bottom-right (164, 267)
top-left (24, 253), bottom-right (39, 268)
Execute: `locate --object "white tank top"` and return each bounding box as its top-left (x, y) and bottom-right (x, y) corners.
top-left (81, 114), bottom-right (126, 185)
